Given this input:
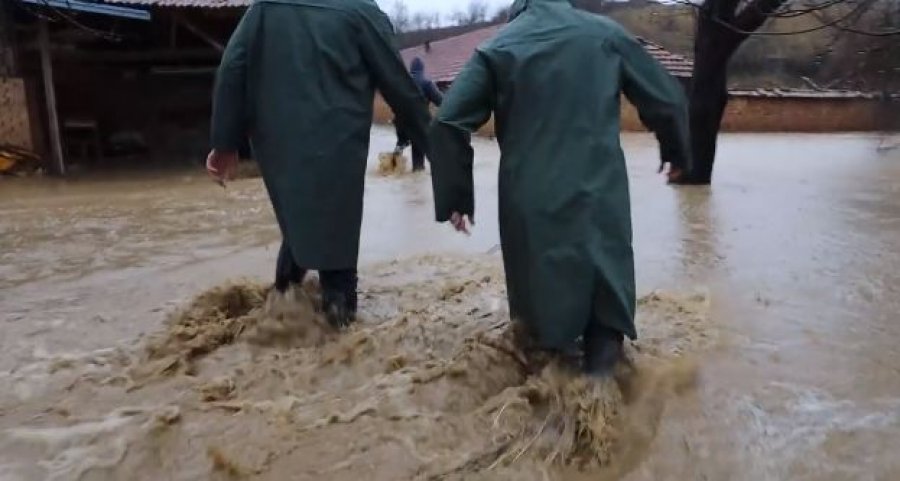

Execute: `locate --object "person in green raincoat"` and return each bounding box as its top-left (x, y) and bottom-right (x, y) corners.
top-left (206, 0), bottom-right (431, 327)
top-left (429, 0), bottom-right (690, 375)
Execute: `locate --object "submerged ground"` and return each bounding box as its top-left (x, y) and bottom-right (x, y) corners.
top-left (0, 128), bottom-right (898, 480)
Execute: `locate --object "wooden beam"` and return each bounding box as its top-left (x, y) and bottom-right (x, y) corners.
top-left (175, 16), bottom-right (224, 53)
top-left (38, 18), bottom-right (65, 176)
top-left (23, 47), bottom-right (222, 63)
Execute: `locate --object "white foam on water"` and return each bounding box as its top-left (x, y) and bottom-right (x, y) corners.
top-left (4, 407), bottom-right (175, 481)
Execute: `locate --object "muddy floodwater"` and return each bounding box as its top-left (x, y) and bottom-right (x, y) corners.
top-left (1, 128), bottom-right (899, 480)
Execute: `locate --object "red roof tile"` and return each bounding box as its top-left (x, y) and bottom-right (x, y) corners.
top-left (729, 88), bottom-right (897, 100)
top-left (401, 25), bottom-right (695, 84)
top-left (401, 25), bottom-right (503, 84)
top-left (636, 38), bottom-right (694, 78)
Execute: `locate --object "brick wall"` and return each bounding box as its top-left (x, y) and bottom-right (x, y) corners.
top-left (375, 93), bottom-right (900, 135)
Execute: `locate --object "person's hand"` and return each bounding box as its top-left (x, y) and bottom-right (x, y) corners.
top-left (206, 149), bottom-right (239, 187)
top-left (450, 212), bottom-right (474, 235)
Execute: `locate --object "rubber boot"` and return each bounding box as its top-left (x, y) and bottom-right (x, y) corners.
top-left (323, 292), bottom-right (354, 329)
top-left (320, 269), bottom-right (358, 329)
top-left (583, 325), bottom-right (624, 377)
top-left (274, 242), bottom-right (306, 293)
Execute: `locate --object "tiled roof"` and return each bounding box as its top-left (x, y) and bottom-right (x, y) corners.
top-left (401, 25), bottom-right (695, 84)
top-left (636, 38), bottom-right (694, 78)
top-left (401, 25), bottom-right (504, 84)
top-left (730, 88), bottom-right (898, 100)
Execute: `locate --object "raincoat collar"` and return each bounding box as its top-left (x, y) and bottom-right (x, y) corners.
top-left (508, 0), bottom-right (574, 21)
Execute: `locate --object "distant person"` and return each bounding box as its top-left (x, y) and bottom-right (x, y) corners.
top-left (394, 57), bottom-right (443, 172)
top-left (206, 0), bottom-right (431, 328)
top-left (429, 0), bottom-right (690, 375)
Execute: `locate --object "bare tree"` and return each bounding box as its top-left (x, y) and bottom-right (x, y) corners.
top-left (389, 0), bottom-right (411, 33)
top-left (448, 10), bottom-right (466, 26)
top-left (465, 0), bottom-right (489, 24)
top-left (449, 0), bottom-right (490, 26)
top-left (410, 12), bottom-right (427, 31)
top-left (410, 11), bottom-right (441, 31)
top-left (492, 5), bottom-right (513, 22)
top-left (678, 0), bottom-right (900, 184)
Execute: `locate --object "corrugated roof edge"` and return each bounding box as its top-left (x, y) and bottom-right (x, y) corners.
top-left (23, 0), bottom-right (152, 18)
top-left (101, 0), bottom-right (250, 7)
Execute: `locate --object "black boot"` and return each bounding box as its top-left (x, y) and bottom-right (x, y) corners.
top-left (323, 292), bottom-right (354, 328)
top-left (274, 241), bottom-right (306, 293)
top-left (320, 269), bottom-right (358, 329)
top-left (583, 325), bottom-right (624, 377)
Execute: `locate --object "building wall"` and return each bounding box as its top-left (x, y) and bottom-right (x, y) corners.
top-left (375, 93), bottom-right (899, 136)
top-left (719, 96), bottom-right (899, 132)
top-left (0, 77), bottom-right (34, 149)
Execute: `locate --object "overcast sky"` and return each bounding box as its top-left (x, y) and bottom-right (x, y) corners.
top-left (375, 0), bottom-right (512, 17)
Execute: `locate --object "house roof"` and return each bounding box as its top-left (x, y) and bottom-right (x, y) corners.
top-left (635, 38), bottom-right (694, 78)
top-left (729, 88), bottom-right (898, 100)
top-left (401, 25), bottom-right (504, 85)
top-left (401, 25), bottom-right (695, 84)
top-left (20, 0), bottom-right (151, 19)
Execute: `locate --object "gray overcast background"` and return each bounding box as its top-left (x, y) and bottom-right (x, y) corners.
top-left (375, 0), bottom-right (512, 17)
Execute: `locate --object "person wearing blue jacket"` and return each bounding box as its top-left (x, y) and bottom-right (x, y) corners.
top-left (395, 57), bottom-right (443, 171)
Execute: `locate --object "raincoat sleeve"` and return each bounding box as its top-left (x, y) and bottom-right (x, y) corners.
top-left (423, 81), bottom-right (444, 107)
top-left (613, 34), bottom-right (691, 171)
top-left (210, 5), bottom-right (259, 152)
top-left (429, 52), bottom-right (494, 222)
top-left (358, 12), bottom-right (431, 153)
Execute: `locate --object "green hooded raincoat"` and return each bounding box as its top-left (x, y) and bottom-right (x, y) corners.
top-left (429, 0), bottom-right (690, 349)
top-left (211, 0), bottom-right (431, 270)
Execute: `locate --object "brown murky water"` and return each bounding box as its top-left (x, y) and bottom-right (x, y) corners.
top-left (0, 128), bottom-right (898, 480)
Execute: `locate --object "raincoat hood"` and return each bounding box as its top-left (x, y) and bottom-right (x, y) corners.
top-left (508, 0), bottom-right (574, 21)
top-left (410, 57), bottom-right (425, 77)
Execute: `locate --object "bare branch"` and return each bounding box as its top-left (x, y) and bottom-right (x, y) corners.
top-left (813, 2), bottom-right (900, 36)
top-left (674, 0), bottom-right (887, 37)
top-left (823, 22), bottom-right (900, 36)
top-left (767, 0), bottom-right (848, 18)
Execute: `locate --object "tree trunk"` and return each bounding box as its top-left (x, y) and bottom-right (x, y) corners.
top-left (685, 3), bottom-right (746, 184)
top-left (687, 38), bottom-right (731, 183)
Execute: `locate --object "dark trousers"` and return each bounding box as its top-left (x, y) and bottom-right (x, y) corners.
top-left (274, 241), bottom-right (358, 313)
top-left (410, 144), bottom-right (425, 170)
top-left (395, 123), bottom-right (426, 170)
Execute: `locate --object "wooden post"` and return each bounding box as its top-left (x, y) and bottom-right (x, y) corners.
top-left (169, 11), bottom-right (178, 48)
top-left (38, 18), bottom-right (64, 175)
